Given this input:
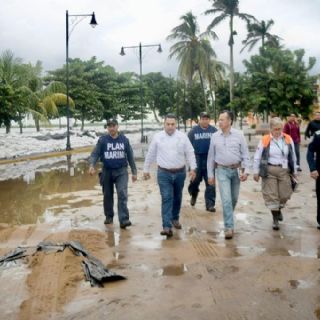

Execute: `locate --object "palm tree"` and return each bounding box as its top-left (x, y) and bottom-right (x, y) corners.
top-left (241, 19), bottom-right (282, 52)
top-left (167, 11), bottom-right (218, 110)
top-left (205, 0), bottom-right (256, 102)
top-left (206, 59), bottom-right (227, 121)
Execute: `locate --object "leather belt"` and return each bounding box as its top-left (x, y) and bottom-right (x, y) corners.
top-left (215, 163), bottom-right (241, 169)
top-left (268, 163), bottom-right (282, 167)
top-left (158, 166), bottom-right (185, 173)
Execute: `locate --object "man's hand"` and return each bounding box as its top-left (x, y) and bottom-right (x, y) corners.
top-left (132, 175), bottom-right (137, 182)
top-left (189, 169), bottom-right (196, 182)
top-left (143, 172), bottom-right (151, 180)
top-left (89, 166), bottom-right (96, 176)
top-left (310, 170), bottom-right (319, 180)
top-left (253, 174), bottom-right (260, 182)
top-left (239, 173), bottom-right (248, 182)
top-left (208, 177), bottom-right (215, 185)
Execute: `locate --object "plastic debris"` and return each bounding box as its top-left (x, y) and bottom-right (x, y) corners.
top-left (0, 240), bottom-right (126, 287)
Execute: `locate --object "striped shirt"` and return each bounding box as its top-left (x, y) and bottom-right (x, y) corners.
top-left (143, 130), bottom-right (197, 172)
top-left (207, 128), bottom-right (250, 178)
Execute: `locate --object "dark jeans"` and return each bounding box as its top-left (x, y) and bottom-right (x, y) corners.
top-left (188, 155), bottom-right (216, 209)
top-left (294, 143), bottom-right (300, 166)
top-left (101, 167), bottom-right (129, 223)
top-left (157, 168), bottom-right (186, 229)
top-left (316, 177), bottom-right (320, 225)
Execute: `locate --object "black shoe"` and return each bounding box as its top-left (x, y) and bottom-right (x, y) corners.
top-left (120, 220), bottom-right (132, 229)
top-left (160, 228), bottom-right (173, 237)
top-left (278, 210), bottom-right (283, 222)
top-left (271, 211), bottom-right (280, 231)
top-left (206, 206), bottom-right (216, 213)
top-left (104, 217), bottom-right (113, 225)
top-left (190, 195), bottom-right (197, 206)
top-left (317, 225), bottom-right (320, 230)
top-left (297, 168), bottom-right (302, 172)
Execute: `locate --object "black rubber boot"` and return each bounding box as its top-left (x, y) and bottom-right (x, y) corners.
top-left (271, 210), bottom-right (280, 230)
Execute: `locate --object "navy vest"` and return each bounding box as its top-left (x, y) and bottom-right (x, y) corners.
top-left (190, 125), bottom-right (217, 155)
top-left (99, 134), bottom-right (129, 169)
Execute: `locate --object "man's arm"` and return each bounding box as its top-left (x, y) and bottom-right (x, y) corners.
top-left (88, 138), bottom-right (102, 175)
top-left (207, 136), bottom-right (215, 180)
top-left (307, 135), bottom-right (317, 172)
top-left (143, 136), bottom-right (158, 176)
top-left (305, 122), bottom-right (311, 139)
top-left (239, 133), bottom-right (250, 176)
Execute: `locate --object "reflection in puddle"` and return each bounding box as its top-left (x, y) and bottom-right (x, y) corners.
top-left (0, 155), bottom-right (98, 224)
top-left (156, 264), bottom-right (188, 276)
top-left (288, 250), bottom-right (319, 259)
top-left (106, 232), bottom-right (120, 247)
top-left (235, 213), bottom-right (250, 225)
top-left (131, 237), bottom-right (162, 249)
top-left (289, 279), bottom-right (315, 289)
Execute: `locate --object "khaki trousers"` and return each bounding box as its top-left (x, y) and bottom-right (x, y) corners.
top-left (261, 165), bottom-right (293, 210)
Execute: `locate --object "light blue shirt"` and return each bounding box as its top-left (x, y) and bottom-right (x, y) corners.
top-left (207, 128), bottom-right (250, 178)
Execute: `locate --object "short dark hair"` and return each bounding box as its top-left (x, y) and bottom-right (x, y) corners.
top-left (220, 110), bottom-right (234, 125)
top-left (164, 113), bottom-right (177, 120)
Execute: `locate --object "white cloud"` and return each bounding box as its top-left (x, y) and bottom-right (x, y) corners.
top-left (0, 0), bottom-right (319, 76)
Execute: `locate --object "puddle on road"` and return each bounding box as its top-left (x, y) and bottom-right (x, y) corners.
top-left (0, 155), bottom-right (98, 224)
top-left (106, 231), bottom-right (120, 247)
top-left (156, 264), bottom-right (188, 276)
top-left (289, 279), bottom-right (315, 289)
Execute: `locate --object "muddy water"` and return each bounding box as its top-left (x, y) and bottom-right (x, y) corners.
top-left (0, 155), bottom-right (98, 224)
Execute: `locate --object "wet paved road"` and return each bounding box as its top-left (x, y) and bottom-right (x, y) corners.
top-left (0, 148), bottom-right (319, 319)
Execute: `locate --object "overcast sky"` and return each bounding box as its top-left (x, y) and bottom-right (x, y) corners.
top-left (1, 0), bottom-right (319, 78)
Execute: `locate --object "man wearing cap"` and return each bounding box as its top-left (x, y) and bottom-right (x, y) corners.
top-left (89, 119), bottom-right (137, 229)
top-left (188, 112), bottom-right (217, 211)
top-left (143, 114), bottom-right (197, 237)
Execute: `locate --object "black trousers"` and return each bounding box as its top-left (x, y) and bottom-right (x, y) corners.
top-left (294, 143), bottom-right (300, 166)
top-left (316, 177), bottom-right (320, 225)
top-left (101, 167), bottom-right (129, 223)
top-left (188, 155), bottom-right (216, 209)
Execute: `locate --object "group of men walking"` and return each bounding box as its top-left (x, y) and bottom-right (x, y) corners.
top-left (89, 111), bottom-right (320, 240)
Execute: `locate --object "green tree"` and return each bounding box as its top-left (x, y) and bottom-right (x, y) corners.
top-left (241, 47), bottom-right (316, 118)
top-left (241, 19), bottom-right (282, 53)
top-left (167, 11), bottom-right (217, 110)
top-left (143, 72), bottom-right (176, 122)
top-left (205, 0), bottom-right (255, 102)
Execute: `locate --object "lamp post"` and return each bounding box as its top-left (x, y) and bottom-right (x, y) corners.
top-left (65, 10), bottom-right (97, 151)
top-left (120, 42), bottom-right (162, 143)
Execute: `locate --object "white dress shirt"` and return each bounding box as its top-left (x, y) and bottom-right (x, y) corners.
top-left (143, 130), bottom-right (197, 172)
top-left (253, 134), bottom-right (297, 174)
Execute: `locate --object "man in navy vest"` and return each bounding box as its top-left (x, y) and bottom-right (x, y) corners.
top-left (188, 112), bottom-right (217, 212)
top-left (89, 119), bottom-right (137, 228)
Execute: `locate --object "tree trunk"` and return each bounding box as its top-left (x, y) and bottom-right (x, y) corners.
top-left (18, 113), bottom-right (23, 134)
top-left (199, 70), bottom-right (207, 111)
top-left (152, 108), bottom-right (160, 123)
top-left (5, 119), bottom-right (11, 134)
top-left (229, 16), bottom-right (234, 103)
top-left (81, 114), bottom-right (85, 131)
top-left (35, 118), bottom-right (40, 132)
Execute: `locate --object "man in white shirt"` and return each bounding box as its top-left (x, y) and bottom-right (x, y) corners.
top-left (143, 114), bottom-right (197, 237)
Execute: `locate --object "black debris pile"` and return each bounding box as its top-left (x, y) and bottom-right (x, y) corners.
top-left (0, 240), bottom-right (126, 287)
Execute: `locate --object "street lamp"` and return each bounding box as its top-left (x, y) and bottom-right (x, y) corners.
top-left (65, 10), bottom-right (97, 151)
top-left (120, 42), bottom-right (162, 143)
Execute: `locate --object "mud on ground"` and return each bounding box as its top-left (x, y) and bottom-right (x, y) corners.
top-left (0, 151), bottom-right (320, 320)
